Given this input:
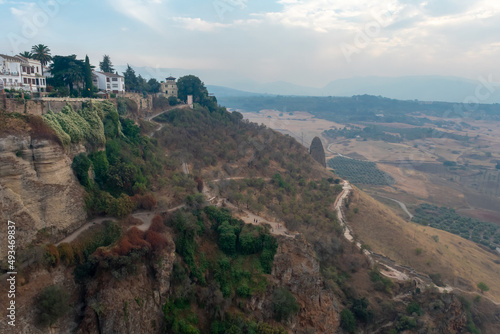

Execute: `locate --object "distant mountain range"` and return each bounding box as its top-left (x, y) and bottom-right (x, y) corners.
top-left (115, 65), bottom-right (500, 103)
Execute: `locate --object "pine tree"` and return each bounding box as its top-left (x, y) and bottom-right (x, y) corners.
top-left (83, 55), bottom-right (93, 97)
top-left (99, 55), bottom-right (115, 73)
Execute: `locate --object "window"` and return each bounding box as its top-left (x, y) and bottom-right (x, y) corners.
top-left (24, 78), bottom-right (27, 84)
top-left (112, 84), bottom-right (118, 88)
top-left (112, 77), bottom-right (117, 81)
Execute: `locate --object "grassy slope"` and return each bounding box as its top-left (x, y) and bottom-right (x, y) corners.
top-left (348, 187), bottom-right (500, 302)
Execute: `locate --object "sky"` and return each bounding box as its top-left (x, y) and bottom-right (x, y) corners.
top-left (2, 0), bottom-right (500, 89)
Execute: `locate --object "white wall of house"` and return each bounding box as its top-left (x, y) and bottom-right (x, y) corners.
top-left (0, 55), bottom-right (23, 90)
top-left (94, 71), bottom-right (125, 93)
top-left (18, 57), bottom-right (46, 92)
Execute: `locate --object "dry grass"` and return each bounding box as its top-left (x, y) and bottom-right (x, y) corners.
top-left (348, 187), bottom-right (500, 302)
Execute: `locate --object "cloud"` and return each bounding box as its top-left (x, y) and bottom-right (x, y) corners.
top-left (172, 17), bottom-right (231, 32)
top-left (106, 0), bottom-right (167, 32)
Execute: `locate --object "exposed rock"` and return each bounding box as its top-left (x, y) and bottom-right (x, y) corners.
top-left (0, 135), bottom-right (87, 251)
top-left (249, 235), bottom-right (340, 333)
top-left (309, 137), bottom-right (326, 167)
top-left (77, 233), bottom-right (176, 334)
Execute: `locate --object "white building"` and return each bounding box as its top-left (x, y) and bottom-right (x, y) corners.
top-left (16, 56), bottom-right (47, 92)
top-left (93, 71), bottom-right (125, 93)
top-left (0, 54), bottom-right (23, 91)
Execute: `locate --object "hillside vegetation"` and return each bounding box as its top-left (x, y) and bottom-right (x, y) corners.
top-left (347, 188), bottom-right (500, 302)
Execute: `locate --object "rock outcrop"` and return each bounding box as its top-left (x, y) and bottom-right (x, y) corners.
top-left (249, 235), bottom-right (340, 333)
top-left (0, 135), bottom-right (87, 250)
top-left (77, 234), bottom-right (176, 334)
top-left (310, 137), bottom-right (326, 167)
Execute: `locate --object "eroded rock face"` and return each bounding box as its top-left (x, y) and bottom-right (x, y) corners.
top-left (77, 236), bottom-right (176, 334)
top-left (0, 135), bottom-right (87, 249)
top-left (310, 137), bottom-right (326, 167)
top-left (249, 235), bottom-right (340, 333)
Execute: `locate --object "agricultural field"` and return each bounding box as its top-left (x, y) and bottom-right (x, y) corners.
top-left (327, 156), bottom-right (395, 186)
top-left (413, 204), bottom-right (500, 250)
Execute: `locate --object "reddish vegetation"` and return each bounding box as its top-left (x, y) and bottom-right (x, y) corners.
top-left (57, 243), bottom-right (75, 266)
top-left (150, 215), bottom-right (166, 233)
top-left (145, 230), bottom-right (168, 252)
top-left (45, 244), bottom-right (60, 266)
top-left (131, 193), bottom-right (157, 210)
top-left (195, 176), bottom-right (204, 193)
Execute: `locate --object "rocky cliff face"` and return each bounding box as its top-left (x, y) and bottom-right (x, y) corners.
top-left (77, 235), bottom-right (176, 334)
top-left (249, 235), bottom-right (340, 333)
top-left (310, 137), bottom-right (326, 167)
top-left (0, 135), bottom-right (87, 249)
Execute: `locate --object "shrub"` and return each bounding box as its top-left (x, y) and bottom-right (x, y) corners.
top-left (44, 244), bottom-right (60, 267)
top-left (477, 282), bottom-right (490, 294)
top-left (150, 215), bottom-right (166, 233)
top-left (340, 309), bottom-right (356, 333)
top-left (57, 243), bottom-right (74, 266)
top-left (236, 284), bottom-right (251, 298)
top-left (131, 193), bottom-right (157, 210)
top-left (36, 285), bottom-right (70, 327)
top-left (272, 288), bottom-right (300, 322)
top-left (406, 302), bottom-right (423, 316)
top-left (145, 230), bottom-right (168, 253)
top-left (396, 316), bottom-right (417, 331)
top-left (352, 298), bottom-right (373, 323)
top-left (72, 153), bottom-right (92, 188)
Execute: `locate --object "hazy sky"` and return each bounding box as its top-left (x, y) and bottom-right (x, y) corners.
top-left (2, 0), bottom-right (500, 87)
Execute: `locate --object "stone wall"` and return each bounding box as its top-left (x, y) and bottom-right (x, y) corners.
top-left (1, 96), bottom-right (91, 115)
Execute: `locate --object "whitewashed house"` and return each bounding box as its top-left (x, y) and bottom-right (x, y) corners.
top-left (16, 55), bottom-right (47, 92)
top-left (94, 71), bottom-right (125, 93)
top-left (0, 54), bottom-right (23, 90)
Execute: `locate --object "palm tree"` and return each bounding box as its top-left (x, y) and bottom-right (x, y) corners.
top-left (19, 51), bottom-right (33, 58)
top-left (31, 44), bottom-right (52, 74)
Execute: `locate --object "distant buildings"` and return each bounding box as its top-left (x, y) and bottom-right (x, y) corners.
top-left (0, 54), bottom-right (46, 92)
top-left (159, 76), bottom-right (178, 98)
top-left (93, 71), bottom-right (125, 93)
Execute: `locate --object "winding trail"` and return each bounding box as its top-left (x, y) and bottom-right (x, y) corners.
top-left (335, 179), bottom-right (500, 304)
top-left (56, 204), bottom-right (186, 246)
top-left (377, 195), bottom-right (414, 220)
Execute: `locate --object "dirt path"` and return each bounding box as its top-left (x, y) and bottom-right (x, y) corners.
top-left (145, 104), bottom-right (190, 137)
top-left (377, 195), bottom-right (414, 220)
top-left (335, 179), bottom-right (500, 304)
top-left (56, 205), bottom-right (186, 245)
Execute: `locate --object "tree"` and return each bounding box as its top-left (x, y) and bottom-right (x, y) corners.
top-left (31, 44), bottom-right (52, 74)
top-left (48, 55), bottom-right (85, 94)
top-left (147, 78), bottom-right (160, 93)
top-left (19, 51), bottom-right (33, 58)
top-left (123, 64), bottom-right (139, 92)
top-left (340, 309), bottom-right (356, 333)
top-left (83, 55), bottom-right (93, 97)
top-left (272, 288), bottom-right (299, 322)
top-left (99, 55), bottom-right (115, 73)
top-left (36, 285), bottom-right (70, 327)
top-left (176, 75), bottom-right (217, 110)
top-left (477, 282), bottom-right (490, 294)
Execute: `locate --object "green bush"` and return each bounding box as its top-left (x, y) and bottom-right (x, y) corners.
top-left (406, 302), bottom-right (423, 316)
top-left (36, 285), bottom-right (70, 327)
top-left (272, 288), bottom-right (299, 322)
top-left (340, 309), bottom-right (356, 333)
top-left (72, 153), bottom-right (92, 188)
